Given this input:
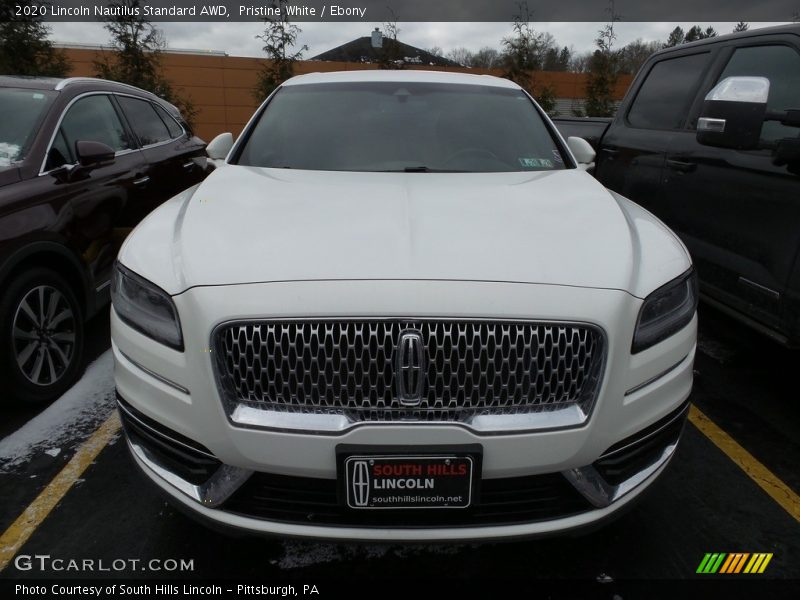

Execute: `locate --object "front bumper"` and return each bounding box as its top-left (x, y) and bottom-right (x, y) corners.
top-left (119, 393), bottom-right (688, 541)
top-left (112, 279), bottom-right (695, 540)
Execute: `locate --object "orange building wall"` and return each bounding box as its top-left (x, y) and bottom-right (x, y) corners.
top-left (62, 48), bottom-right (633, 143)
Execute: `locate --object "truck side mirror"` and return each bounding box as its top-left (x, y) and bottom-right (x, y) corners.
top-left (696, 77), bottom-right (770, 150)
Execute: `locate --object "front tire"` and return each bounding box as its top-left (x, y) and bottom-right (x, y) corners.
top-left (0, 268), bottom-right (85, 405)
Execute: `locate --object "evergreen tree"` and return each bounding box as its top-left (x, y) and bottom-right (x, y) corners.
top-left (733, 22), bottom-right (749, 32)
top-left (94, 0), bottom-right (196, 125)
top-left (253, 0), bottom-right (308, 100)
top-left (0, 1), bottom-right (70, 76)
top-left (664, 27), bottom-right (685, 48)
top-left (684, 25), bottom-right (717, 43)
top-left (501, 2), bottom-right (556, 113)
top-left (584, 1), bottom-right (619, 117)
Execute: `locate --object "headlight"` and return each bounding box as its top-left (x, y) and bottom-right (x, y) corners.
top-left (632, 269), bottom-right (698, 353)
top-left (111, 262), bottom-right (184, 350)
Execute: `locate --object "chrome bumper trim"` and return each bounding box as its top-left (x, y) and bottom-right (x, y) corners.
top-left (127, 438), bottom-right (252, 508)
top-left (118, 349), bottom-right (190, 395)
top-left (625, 352), bottom-right (691, 396)
top-left (229, 402), bottom-right (589, 435)
top-left (561, 441), bottom-right (678, 508)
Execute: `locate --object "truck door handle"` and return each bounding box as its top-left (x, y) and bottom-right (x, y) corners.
top-left (182, 161), bottom-right (195, 171)
top-left (666, 159), bottom-right (697, 173)
top-left (133, 176), bottom-right (150, 187)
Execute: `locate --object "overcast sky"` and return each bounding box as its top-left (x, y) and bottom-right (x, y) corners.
top-left (49, 21), bottom-right (789, 58)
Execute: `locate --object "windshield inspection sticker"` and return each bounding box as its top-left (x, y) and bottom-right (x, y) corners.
top-left (519, 157), bottom-right (553, 169)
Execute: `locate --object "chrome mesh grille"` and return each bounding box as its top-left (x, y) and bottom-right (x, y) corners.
top-left (214, 320), bottom-right (604, 423)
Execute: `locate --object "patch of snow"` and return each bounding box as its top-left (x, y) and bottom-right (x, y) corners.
top-left (0, 351), bottom-right (115, 472)
top-left (277, 543), bottom-right (346, 569)
top-left (276, 541), bottom-right (470, 570)
top-left (44, 448), bottom-right (61, 458)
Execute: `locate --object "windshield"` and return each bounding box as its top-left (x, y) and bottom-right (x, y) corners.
top-left (0, 88), bottom-right (55, 168)
top-left (235, 82), bottom-right (569, 173)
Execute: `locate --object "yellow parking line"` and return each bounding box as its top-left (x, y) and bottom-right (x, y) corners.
top-left (689, 405), bottom-right (800, 523)
top-left (0, 412), bottom-right (120, 572)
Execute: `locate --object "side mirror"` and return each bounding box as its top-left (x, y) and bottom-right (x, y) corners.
top-left (567, 136), bottom-right (596, 170)
top-left (696, 77), bottom-right (769, 150)
top-left (206, 132), bottom-right (233, 161)
top-left (75, 140), bottom-right (115, 167)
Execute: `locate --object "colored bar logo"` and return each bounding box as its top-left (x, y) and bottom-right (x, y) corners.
top-left (696, 553), bottom-right (773, 574)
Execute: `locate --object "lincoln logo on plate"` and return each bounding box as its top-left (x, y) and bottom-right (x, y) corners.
top-left (395, 330), bottom-right (425, 406)
top-left (351, 460), bottom-right (370, 507)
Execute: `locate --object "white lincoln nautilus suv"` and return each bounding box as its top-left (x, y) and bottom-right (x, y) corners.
top-left (111, 71), bottom-right (697, 541)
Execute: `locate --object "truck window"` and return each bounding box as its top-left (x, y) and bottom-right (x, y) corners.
top-left (627, 53), bottom-right (711, 130)
top-left (716, 45), bottom-right (800, 145)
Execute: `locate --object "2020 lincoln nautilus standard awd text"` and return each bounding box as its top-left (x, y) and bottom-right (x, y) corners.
top-left (111, 71), bottom-right (697, 541)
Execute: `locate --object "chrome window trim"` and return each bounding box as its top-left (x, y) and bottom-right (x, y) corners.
top-left (37, 91), bottom-right (140, 176)
top-left (112, 92), bottom-right (187, 147)
top-left (209, 316), bottom-right (608, 436)
top-left (38, 90), bottom-right (186, 176)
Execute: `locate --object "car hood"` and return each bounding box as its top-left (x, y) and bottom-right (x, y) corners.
top-left (121, 166), bottom-right (690, 297)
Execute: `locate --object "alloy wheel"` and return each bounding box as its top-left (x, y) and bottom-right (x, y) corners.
top-left (11, 285), bottom-right (77, 386)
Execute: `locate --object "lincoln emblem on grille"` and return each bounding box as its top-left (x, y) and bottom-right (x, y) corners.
top-left (395, 330), bottom-right (425, 405)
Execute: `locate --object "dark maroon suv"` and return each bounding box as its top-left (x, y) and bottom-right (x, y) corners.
top-left (0, 76), bottom-right (207, 404)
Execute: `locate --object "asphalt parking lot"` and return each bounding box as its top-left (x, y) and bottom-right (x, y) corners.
top-left (1, 304), bottom-right (798, 596)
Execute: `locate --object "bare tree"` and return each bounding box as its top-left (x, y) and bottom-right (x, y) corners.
top-left (379, 8), bottom-right (403, 69)
top-left (253, 0), bottom-right (308, 101)
top-left (569, 50), bottom-right (593, 73)
top-left (616, 38), bottom-right (661, 74)
top-left (471, 47), bottom-right (501, 69)
top-left (447, 47), bottom-right (474, 67)
top-left (425, 46), bottom-right (443, 58)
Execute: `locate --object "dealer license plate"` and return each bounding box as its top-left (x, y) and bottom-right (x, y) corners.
top-left (343, 455), bottom-right (474, 509)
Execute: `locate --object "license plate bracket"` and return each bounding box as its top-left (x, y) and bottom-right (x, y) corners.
top-left (336, 444), bottom-right (482, 510)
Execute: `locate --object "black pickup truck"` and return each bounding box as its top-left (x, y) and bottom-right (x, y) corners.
top-left (556, 23), bottom-right (800, 346)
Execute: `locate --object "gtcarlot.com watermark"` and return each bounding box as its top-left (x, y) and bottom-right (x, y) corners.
top-left (13, 554), bottom-right (194, 573)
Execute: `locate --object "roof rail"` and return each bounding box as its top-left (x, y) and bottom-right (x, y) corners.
top-left (54, 77), bottom-right (154, 95)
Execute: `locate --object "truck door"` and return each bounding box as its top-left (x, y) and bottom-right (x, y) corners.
top-left (596, 50), bottom-right (714, 223)
top-left (662, 41), bottom-right (800, 333)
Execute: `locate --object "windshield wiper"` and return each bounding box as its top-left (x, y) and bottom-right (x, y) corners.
top-left (378, 166), bottom-right (468, 173)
